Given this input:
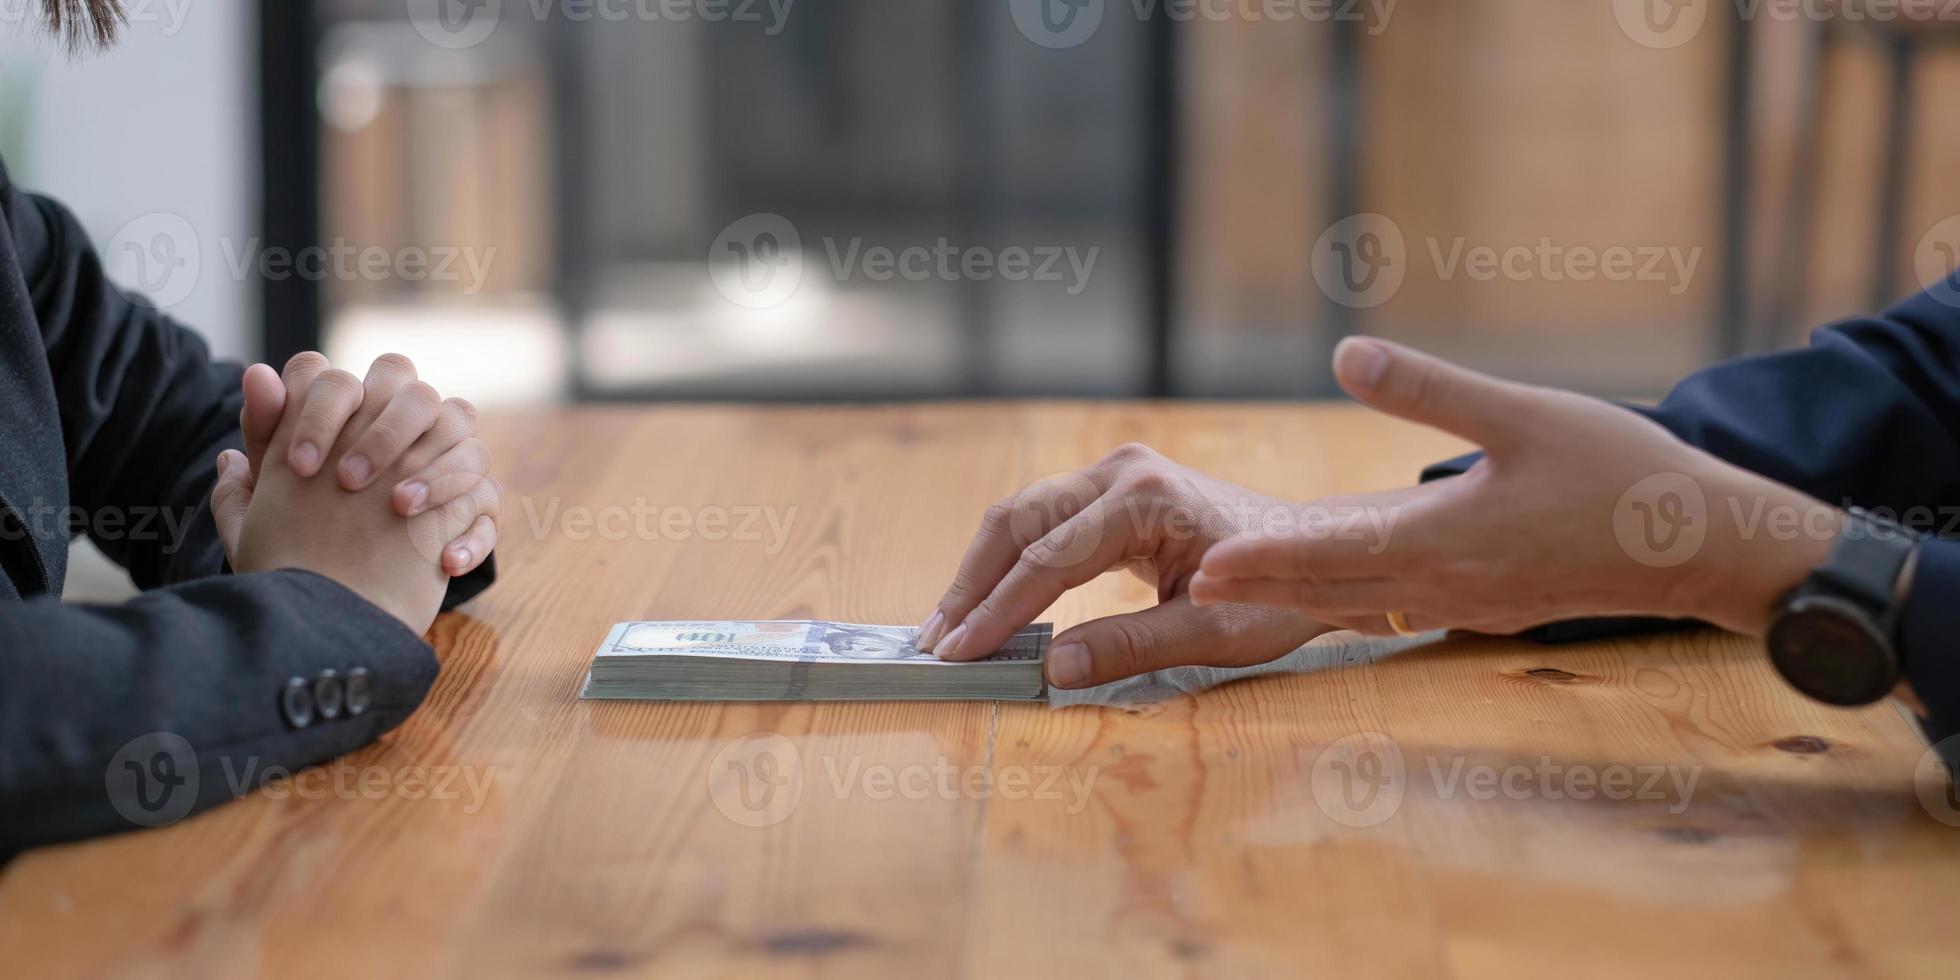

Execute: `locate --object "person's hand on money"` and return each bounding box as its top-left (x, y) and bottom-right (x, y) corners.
top-left (225, 352), bottom-right (499, 576)
top-left (919, 444), bottom-right (1340, 689)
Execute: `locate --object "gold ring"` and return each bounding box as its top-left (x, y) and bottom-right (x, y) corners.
top-left (1385, 611), bottom-right (1420, 637)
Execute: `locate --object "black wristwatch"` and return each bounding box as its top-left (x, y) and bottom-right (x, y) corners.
top-left (1766, 508), bottom-right (1921, 706)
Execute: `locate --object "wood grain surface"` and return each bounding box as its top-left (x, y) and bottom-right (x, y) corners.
top-left (4, 403), bottom-right (1956, 979)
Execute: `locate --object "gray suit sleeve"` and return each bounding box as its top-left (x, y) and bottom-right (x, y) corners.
top-left (0, 568), bottom-right (440, 855)
top-left (0, 163), bottom-right (490, 858)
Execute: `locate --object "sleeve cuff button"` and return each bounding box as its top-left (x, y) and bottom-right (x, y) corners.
top-left (314, 669), bottom-right (345, 720)
top-left (345, 667), bottom-right (373, 717)
top-left (281, 676), bottom-right (315, 729)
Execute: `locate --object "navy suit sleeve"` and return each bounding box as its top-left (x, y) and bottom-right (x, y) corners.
top-left (1421, 273), bottom-right (1960, 747)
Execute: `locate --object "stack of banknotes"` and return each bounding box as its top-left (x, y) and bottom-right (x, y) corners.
top-left (580, 620), bottom-right (1052, 701)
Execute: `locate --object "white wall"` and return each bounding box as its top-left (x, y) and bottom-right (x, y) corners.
top-left (0, 5), bottom-right (255, 600)
top-left (0, 2), bottom-right (256, 359)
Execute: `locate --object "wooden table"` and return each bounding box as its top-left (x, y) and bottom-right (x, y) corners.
top-left (6, 404), bottom-right (1958, 978)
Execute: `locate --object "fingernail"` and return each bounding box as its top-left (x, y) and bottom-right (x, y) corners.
top-left (401, 481), bottom-right (430, 515)
top-left (447, 547), bottom-right (471, 570)
top-left (936, 623), bottom-right (970, 660)
top-left (291, 442), bottom-right (320, 474)
top-left (1048, 642), bottom-right (1090, 689)
top-left (1188, 573), bottom-right (1218, 606)
top-left (1336, 338), bottom-right (1390, 389)
top-left (341, 454), bottom-right (371, 487)
top-left (916, 610), bottom-right (948, 651)
top-left (216, 451), bottom-right (237, 477)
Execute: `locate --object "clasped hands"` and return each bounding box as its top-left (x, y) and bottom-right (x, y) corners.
top-left (922, 338), bottom-right (1839, 689)
top-left (210, 352), bottom-right (502, 635)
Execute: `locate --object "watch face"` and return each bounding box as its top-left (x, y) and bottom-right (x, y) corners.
top-left (1767, 597), bottom-right (1900, 706)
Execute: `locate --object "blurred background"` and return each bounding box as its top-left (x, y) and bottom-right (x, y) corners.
top-left (5, 0), bottom-right (1960, 402)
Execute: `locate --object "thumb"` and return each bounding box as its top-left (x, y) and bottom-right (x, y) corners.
top-left (1045, 598), bottom-right (1320, 690)
top-left (210, 449), bottom-right (255, 561)
top-left (238, 362), bottom-right (287, 483)
top-left (1332, 337), bottom-right (1537, 453)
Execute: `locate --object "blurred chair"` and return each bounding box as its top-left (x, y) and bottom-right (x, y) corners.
top-left (1761, 2), bottom-right (1960, 350)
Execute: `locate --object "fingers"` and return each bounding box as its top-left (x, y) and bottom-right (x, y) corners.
top-left (1195, 490), bottom-right (1428, 585)
top-left (339, 380), bottom-right (442, 491)
top-left (1332, 337), bottom-right (1539, 454)
top-left (271, 351), bottom-right (328, 458)
top-left (408, 476), bottom-right (501, 572)
top-left (1188, 565), bottom-right (1447, 638)
top-left (918, 472), bottom-right (1103, 652)
top-left (283, 357), bottom-right (365, 477)
top-left (1302, 612), bottom-right (1431, 638)
top-left (1046, 598), bottom-right (1326, 690)
top-left (1188, 572), bottom-right (1408, 617)
top-left (935, 494), bottom-right (1140, 662)
top-left (278, 350), bottom-right (331, 397)
top-left (1197, 524), bottom-right (1400, 587)
top-left (392, 437), bottom-right (492, 517)
top-left (397, 397), bottom-right (478, 472)
top-left (357, 352), bottom-right (419, 416)
top-left (391, 396), bottom-right (482, 507)
top-left (442, 514), bottom-right (498, 576)
top-left (209, 449), bottom-right (254, 561)
top-left (269, 352), bottom-right (477, 497)
top-left (238, 363), bottom-right (286, 483)
top-left (325, 354), bottom-right (417, 487)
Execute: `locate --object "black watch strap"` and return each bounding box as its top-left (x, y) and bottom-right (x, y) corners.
top-left (1812, 508), bottom-right (1919, 620)
top-left (1767, 507), bottom-right (1922, 707)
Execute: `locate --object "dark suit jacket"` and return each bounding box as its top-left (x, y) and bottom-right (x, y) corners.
top-left (0, 163), bottom-right (494, 855)
top-left (1424, 273), bottom-right (1960, 755)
